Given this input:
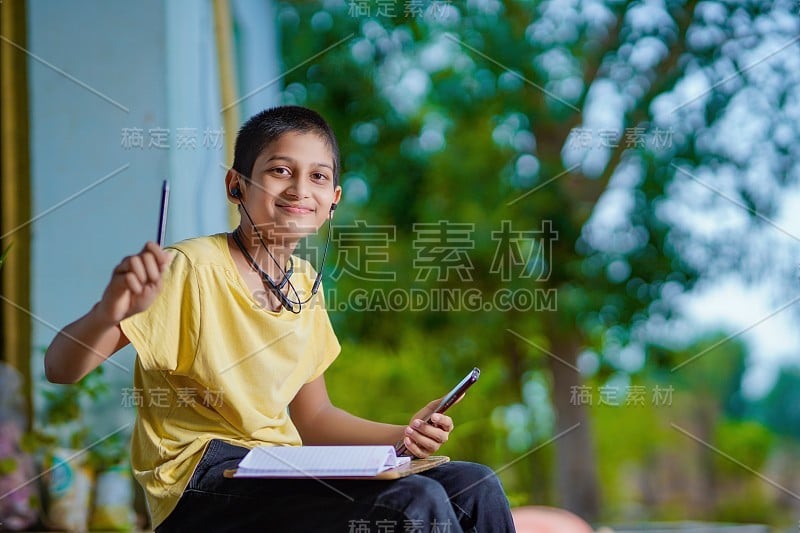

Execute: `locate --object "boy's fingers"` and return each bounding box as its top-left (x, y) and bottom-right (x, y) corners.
top-left (429, 414), bottom-right (453, 432)
top-left (113, 256), bottom-right (132, 275)
top-left (124, 272), bottom-right (144, 294)
top-left (141, 252), bottom-right (161, 282)
top-left (412, 415), bottom-right (453, 439)
top-left (407, 422), bottom-right (448, 446)
top-left (143, 241), bottom-right (173, 267)
top-left (403, 437), bottom-right (427, 458)
top-left (128, 255), bottom-right (147, 283)
top-left (417, 425), bottom-right (448, 445)
top-left (407, 433), bottom-right (437, 456)
top-left (160, 250), bottom-right (175, 269)
top-left (142, 241), bottom-right (160, 254)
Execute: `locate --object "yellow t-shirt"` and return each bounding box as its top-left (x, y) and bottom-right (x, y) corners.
top-left (120, 233), bottom-right (340, 528)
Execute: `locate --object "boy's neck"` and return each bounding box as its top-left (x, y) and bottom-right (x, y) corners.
top-left (235, 225), bottom-right (297, 279)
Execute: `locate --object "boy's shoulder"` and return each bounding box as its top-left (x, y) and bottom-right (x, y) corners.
top-left (167, 233), bottom-right (227, 265)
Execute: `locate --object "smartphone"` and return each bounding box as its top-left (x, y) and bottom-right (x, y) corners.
top-left (396, 367), bottom-right (480, 456)
top-left (430, 367), bottom-right (480, 419)
top-left (157, 180), bottom-right (170, 247)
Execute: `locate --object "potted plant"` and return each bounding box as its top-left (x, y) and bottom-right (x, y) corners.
top-left (86, 432), bottom-right (136, 531)
top-left (34, 365), bottom-right (109, 531)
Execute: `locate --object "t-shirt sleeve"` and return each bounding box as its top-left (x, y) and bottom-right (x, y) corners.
top-left (120, 249), bottom-right (201, 374)
top-left (306, 285), bottom-right (341, 383)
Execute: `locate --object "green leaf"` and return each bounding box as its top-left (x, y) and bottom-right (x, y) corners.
top-left (0, 457), bottom-right (18, 475)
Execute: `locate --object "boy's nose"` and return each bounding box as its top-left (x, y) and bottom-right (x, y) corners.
top-left (284, 178), bottom-right (309, 199)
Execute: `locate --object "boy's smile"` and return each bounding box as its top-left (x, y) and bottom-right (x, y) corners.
top-left (275, 203), bottom-right (314, 214)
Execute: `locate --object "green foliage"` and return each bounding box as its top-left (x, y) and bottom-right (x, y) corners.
top-left (710, 419), bottom-right (782, 524)
top-left (85, 431), bottom-right (129, 472)
top-left (590, 376), bottom-right (676, 518)
top-left (585, 336), bottom-right (792, 523)
top-left (712, 491), bottom-right (777, 526)
top-left (713, 419), bottom-right (775, 477)
top-left (31, 362), bottom-right (131, 476)
top-left (647, 333), bottom-right (748, 409)
top-left (36, 366), bottom-right (110, 450)
top-left (42, 367), bottom-right (107, 424)
top-left (0, 456), bottom-right (18, 475)
top-left (752, 365), bottom-right (800, 440)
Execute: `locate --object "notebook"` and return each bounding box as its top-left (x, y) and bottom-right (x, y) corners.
top-left (232, 445), bottom-right (412, 478)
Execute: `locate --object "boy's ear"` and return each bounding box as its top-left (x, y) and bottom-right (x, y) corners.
top-left (225, 169), bottom-right (242, 202)
top-left (331, 185), bottom-right (342, 211)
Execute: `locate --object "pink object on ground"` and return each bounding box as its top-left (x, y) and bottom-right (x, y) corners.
top-left (511, 505), bottom-right (594, 533)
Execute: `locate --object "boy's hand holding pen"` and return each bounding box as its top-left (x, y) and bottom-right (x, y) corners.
top-left (95, 180), bottom-right (173, 325)
top-left (96, 242), bottom-right (173, 325)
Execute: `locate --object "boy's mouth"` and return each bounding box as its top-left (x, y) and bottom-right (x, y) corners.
top-left (276, 202), bottom-right (315, 215)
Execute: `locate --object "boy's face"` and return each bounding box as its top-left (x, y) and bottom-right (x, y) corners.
top-left (237, 131), bottom-right (342, 244)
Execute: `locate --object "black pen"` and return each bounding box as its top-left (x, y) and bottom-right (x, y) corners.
top-left (157, 180), bottom-right (170, 247)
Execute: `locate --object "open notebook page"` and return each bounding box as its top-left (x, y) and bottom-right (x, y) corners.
top-left (234, 445), bottom-right (412, 478)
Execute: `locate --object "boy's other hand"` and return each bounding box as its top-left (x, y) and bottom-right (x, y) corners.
top-left (401, 398), bottom-right (455, 459)
top-left (96, 242), bottom-right (174, 325)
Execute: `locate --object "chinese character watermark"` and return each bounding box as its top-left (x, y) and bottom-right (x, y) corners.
top-left (347, 0), bottom-right (452, 19)
top-left (121, 127), bottom-right (224, 150)
top-left (331, 220), bottom-right (396, 282)
top-left (121, 387), bottom-right (225, 408)
top-left (413, 221), bottom-right (474, 282)
top-left (566, 127), bottom-right (673, 150)
top-left (346, 518), bottom-right (451, 533)
top-left (490, 220), bottom-right (557, 282)
top-left (569, 385), bottom-right (673, 407)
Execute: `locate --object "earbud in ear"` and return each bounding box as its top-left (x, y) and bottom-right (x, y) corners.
top-left (330, 203), bottom-right (337, 212)
top-left (231, 187), bottom-right (241, 199)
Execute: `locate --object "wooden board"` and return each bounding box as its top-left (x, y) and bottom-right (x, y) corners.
top-left (223, 455), bottom-right (450, 480)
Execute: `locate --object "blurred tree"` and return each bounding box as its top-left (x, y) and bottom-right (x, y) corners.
top-left (752, 365), bottom-right (800, 440)
top-left (648, 334), bottom-right (748, 512)
top-left (274, 0), bottom-right (800, 520)
top-left (711, 418), bottom-right (777, 524)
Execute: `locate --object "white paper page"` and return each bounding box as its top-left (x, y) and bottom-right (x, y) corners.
top-left (235, 446), bottom-right (409, 478)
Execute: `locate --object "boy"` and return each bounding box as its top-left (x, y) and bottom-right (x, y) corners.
top-left (45, 106), bottom-right (515, 532)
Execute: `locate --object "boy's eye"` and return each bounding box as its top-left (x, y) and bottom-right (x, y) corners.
top-left (312, 173), bottom-right (330, 182)
top-left (271, 167), bottom-right (290, 176)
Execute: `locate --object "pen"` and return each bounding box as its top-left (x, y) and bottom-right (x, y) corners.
top-left (157, 180), bottom-right (170, 247)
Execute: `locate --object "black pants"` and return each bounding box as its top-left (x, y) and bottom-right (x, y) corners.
top-left (156, 439), bottom-right (516, 532)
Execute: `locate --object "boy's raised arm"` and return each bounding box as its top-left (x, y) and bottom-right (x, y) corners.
top-left (44, 242), bottom-right (173, 384)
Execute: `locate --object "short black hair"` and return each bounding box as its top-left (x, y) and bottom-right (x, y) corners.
top-left (232, 105), bottom-right (340, 188)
